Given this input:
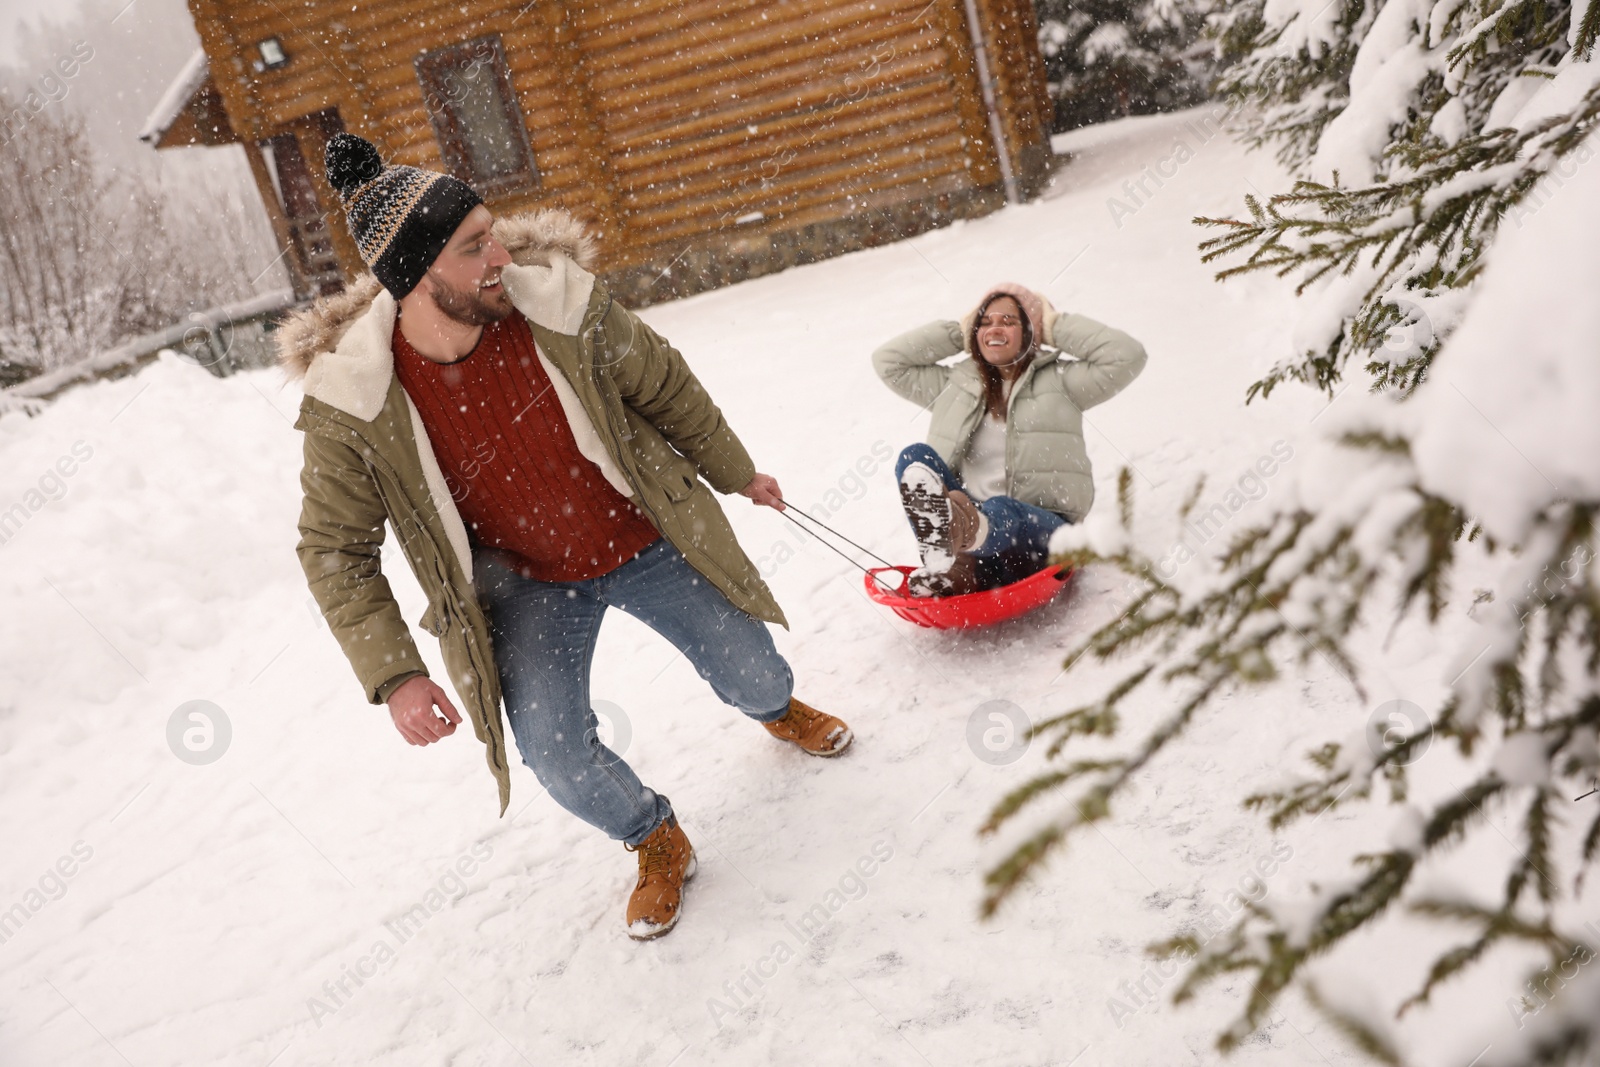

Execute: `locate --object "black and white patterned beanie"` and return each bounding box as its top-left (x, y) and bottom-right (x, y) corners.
top-left (323, 133), bottom-right (483, 300)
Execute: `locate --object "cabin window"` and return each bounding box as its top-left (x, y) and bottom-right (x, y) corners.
top-left (415, 35), bottom-right (538, 195)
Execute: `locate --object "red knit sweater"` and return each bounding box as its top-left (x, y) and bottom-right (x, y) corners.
top-left (392, 311), bottom-right (659, 581)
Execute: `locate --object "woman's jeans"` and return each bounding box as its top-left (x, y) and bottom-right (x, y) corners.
top-left (895, 443), bottom-right (1069, 590)
top-left (473, 538), bottom-right (793, 846)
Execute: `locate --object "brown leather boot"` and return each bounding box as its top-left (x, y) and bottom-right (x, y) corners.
top-left (900, 465), bottom-right (986, 565)
top-left (899, 463), bottom-right (958, 567)
top-left (947, 490), bottom-right (984, 553)
top-left (906, 487), bottom-right (983, 597)
top-left (624, 815), bottom-right (696, 941)
top-left (907, 551), bottom-right (980, 597)
top-left (762, 697), bottom-right (854, 756)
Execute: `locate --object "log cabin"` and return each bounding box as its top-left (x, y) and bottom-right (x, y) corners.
top-left (142, 0), bottom-right (1055, 305)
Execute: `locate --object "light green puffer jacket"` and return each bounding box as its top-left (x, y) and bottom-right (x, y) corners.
top-left (871, 303), bottom-right (1147, 521)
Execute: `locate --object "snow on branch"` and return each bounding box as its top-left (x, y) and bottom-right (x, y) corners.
top-left (985, 0), bottom-right (1600, 1062)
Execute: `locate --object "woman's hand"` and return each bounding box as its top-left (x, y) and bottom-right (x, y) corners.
top-left (738, 473), bottom-right (786, 510)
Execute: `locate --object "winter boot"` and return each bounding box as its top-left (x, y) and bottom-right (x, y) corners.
top-left (762, 697), bottom-right (854, 756)
top-left (947, 490), bottom-right (984, 553)
top-left (624, 814), bottom-right (697, 941)
top-left (907, 551), bottom-right (981, 597)
top-left (899, 464), bottom-right (985, 569)
top-left (899, 463), bottom-right (955, 567)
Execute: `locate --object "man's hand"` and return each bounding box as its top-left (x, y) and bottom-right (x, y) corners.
top-left (738, 472), bottom-right (785, 511)
top-left (387, 675), bottom-right (463, 746)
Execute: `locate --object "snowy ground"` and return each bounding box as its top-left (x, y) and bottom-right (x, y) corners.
top-left (0, 108), bottom-right (1511, 1066)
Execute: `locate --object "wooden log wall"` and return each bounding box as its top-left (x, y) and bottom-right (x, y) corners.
top-left (190, 0), bottom-right (1044, 285)
top-left (566, 0), bottom-right (996, 257)
top-left (970, 0), bottom-right (1053, 195)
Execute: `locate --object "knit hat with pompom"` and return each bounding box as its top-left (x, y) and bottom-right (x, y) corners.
top-left (323, 133), bottom-right (483, 300)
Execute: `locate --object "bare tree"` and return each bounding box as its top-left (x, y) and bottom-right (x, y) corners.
top-left (0, 90), bottom-right (277, 375)
top-left (1, 96), bottom-right (132, 370)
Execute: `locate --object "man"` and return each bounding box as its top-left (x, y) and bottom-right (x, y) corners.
top-left (278, 133), bottom-right (853, 941)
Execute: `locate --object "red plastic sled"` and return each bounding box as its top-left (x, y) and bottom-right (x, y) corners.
top-left (863, 564), bottom-right (1074, 629)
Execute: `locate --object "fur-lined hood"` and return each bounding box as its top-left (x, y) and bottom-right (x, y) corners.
top-left (276, 208), bottom-right (598, 385)
top-left (957, 282), bottom-right (1058, 356)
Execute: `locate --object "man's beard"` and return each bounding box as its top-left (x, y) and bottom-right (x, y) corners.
top-left (428, 276), bottom-right (514, 326)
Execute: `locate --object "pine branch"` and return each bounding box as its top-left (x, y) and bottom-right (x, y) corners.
top-left (1196, 87), bottom-right (1600, 399)
top-left (1399, 900), bottom-right (1572, 1014)
top-left (1580, 0), bottom-right (1600, 56)
top-left (987, 462), bottom-right (1600, 1052)
top-left (979, 760), bottom-right (1124, 834)
top-left (979, 821), bottom-right (1064, 919)
top-left (1506, 787), bottom-right (1559, 906)
top-left (1580, 806), bottom-right (1600, 894)
top-left (991, 12), bottom-right (1600, 1012)
top-left (1305, 982), bottom-right (1405, 1066)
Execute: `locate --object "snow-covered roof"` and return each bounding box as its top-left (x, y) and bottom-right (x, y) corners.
top-left (139, 48), bottom-right (209, 146)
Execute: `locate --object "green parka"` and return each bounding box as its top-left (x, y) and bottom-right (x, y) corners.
top-left (871, 296), bottom-right (1147, 521)
top-left (277, 209), bottom-right (785, 815)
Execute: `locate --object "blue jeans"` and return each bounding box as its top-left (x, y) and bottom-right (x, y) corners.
top-left (895, 443), bottom-right (1069, 590)
top-left (473, 538), bottom-right (793, 846)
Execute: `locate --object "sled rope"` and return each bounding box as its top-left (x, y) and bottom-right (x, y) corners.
top-left (777, 502), bottom-right (896, 568)
top-left (775, 501), bottom-right (902, 592)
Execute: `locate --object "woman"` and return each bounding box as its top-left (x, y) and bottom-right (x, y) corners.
top-left (872, 282), bottom-right (1147, 597)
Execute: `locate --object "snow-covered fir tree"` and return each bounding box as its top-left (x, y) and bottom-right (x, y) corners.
top-left (1036, 0), bottom-right (1217, 130)
top-left (990, 0), bottom-right (1600, 1063)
